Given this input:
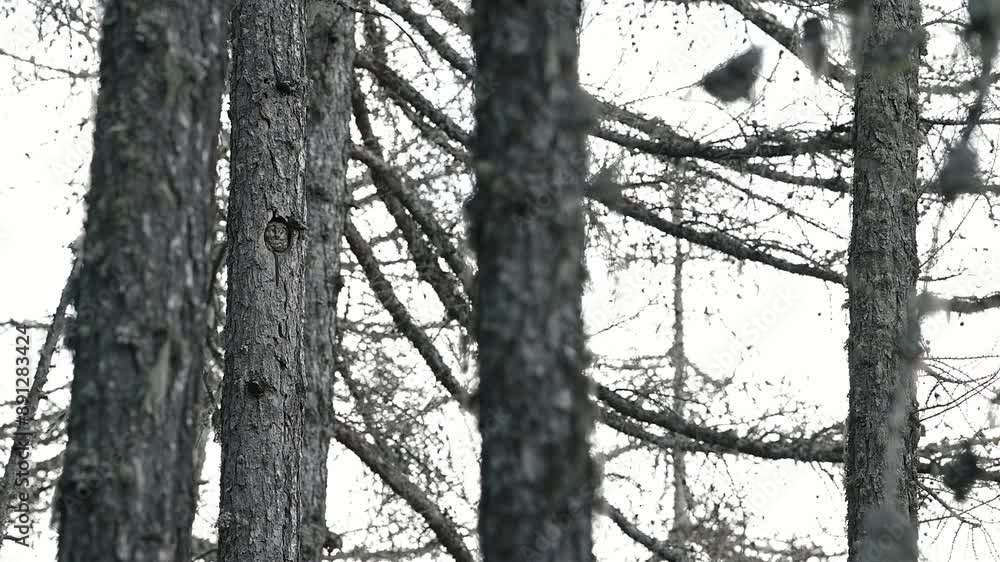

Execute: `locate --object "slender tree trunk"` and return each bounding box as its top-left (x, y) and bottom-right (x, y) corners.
top-left (300, 2), bottom-right (354, 561)
top-left (54, 2), bottom-right (229, 560)
top-left (668, 188), bottom-right (691, 539)
top-left (846, 0), bottom-right (922, 560)
top-left (218, 1), bottom-right (308, 561)
top-left (468, 2), bottom-right (595, 560)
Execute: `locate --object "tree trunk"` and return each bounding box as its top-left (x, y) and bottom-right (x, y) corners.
top-left (846, 0), bottom-right (922, 560)
top-left (668, 187), bottom-right (691, 539)
top-left (468, 2), bottom-right (595, 561)
top-left (300, 2), bottom-right (354, 561)
top-left (55, 1), bottom-right (228, 561)
top-left (218, 1), bottom-right (308, 561)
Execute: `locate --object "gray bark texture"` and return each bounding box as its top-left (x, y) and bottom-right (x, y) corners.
top-left (218, 1), bottom-right (308, 561)
top-left (54, 1), bottom-right (229, 561)
top-left (846, 0), bottom-right (923, 560)
top-left (467, 1), bottom-right (596, 561)
top-left (300, 1), bottom-right (355, 560)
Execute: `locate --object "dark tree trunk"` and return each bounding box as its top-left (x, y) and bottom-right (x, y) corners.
top-left (468, 2), bottom-right (595, 561)
top-left (55, 1), bottom-right (228, 561)
top-left (846, 0), bottom-right (922, 560)
top-left (300, 2), bottom-right (354, 561)
top-left (218, 1), bottom-right (308, 561)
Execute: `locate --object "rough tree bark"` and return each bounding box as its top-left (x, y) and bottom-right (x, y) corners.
top-left (467, 1), bottom-right (596, 561)
top-left (54, 1), bottom-right (229, 561)
top-left (300, 1), bottom-right (354, 560)
top-left (218, 1), bottom-right (308, 561)
top-left (846, 0), bottom-right (922, 560)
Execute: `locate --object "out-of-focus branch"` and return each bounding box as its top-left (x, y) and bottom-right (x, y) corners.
top-left (427, 0), bottom-right (467, 31)
top-left (714, 0), bottom-right (854, 87)
top-left (344, 220), bottom-right (470, 404)
top-left (592, 192), bottom-right (847, 285)
top-left (348, 143), bottom-right (473, 295)
top-left (352, 85), bottom-right (473, 326)
top-left (0, 46), bottom-right (97, 80)
top-left (332, 420), bottom-right (475, 562)
top-left (0, 320), bottom-right (50, 331)
top-left (946, 292), bottom-right (1000, 314)
top-left (597, 384), bottom-right (846, 462)
top-left (606, 504), bottom-right (692, 562)
top-left (355, 52), bottom-right (471, 146)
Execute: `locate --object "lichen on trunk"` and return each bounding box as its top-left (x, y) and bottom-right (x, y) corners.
top-left (846, 0), bottom-right (923, 560)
